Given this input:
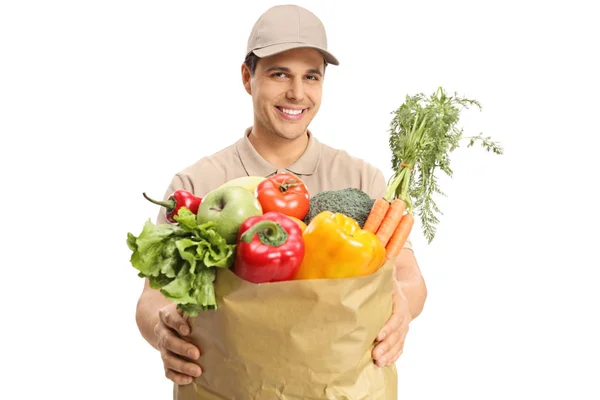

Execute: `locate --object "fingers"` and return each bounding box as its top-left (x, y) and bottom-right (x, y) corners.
top-left (156, 326), bottom-right (201, 360)
top-left (377, 282), bottom-right (408, 341)
top-left (373, 295), bottom-right (410, 367)
top-left (155, 305), bottom-right (203, 386)
top-left (154, 304), bottom-right (203, 386)
top-left (162, 349), bottom-right (203, 384)
top-left (159, 306), bottom-right (190, 336)
top-left (166, 369), bottom-right (194, 386)
top-left (372, 329), bottom-right (407, 367)
top-left (376, 310), bottom-right (402, 342)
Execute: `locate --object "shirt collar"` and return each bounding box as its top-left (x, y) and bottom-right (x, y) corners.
top-left (236, 127), bottom-right (321, 177)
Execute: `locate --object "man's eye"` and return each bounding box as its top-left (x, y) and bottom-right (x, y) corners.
top-left (272, 72), bottom-right (287, 78)
top-left (306, 75), bottom-right (319, 81)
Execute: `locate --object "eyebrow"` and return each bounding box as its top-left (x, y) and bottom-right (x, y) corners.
top-left (264, 66), bottom-right (323, 77)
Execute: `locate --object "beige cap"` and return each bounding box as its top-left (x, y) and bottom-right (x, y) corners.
top-left (246, 5), bottom-right (339, 65)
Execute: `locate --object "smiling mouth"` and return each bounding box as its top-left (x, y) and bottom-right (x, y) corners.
top-left (276, 106), bottom-right (307, 116)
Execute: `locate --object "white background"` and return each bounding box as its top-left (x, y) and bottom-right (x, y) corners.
top-left (1, 0), bottom-right (599, 399)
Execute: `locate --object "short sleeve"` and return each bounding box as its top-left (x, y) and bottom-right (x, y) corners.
top-left (155, 174), bottom-right (194, 225)
top-left (369, 169), bottom-right (413, 251)
top-left (368, 168), bottom-right (388, 199)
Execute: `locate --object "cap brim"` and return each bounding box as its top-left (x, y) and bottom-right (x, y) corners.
top-left (252, 42), bottom-right (339, 65)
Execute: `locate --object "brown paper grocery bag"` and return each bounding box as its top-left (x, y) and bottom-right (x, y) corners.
top-left (174, 259), bottom-right (397, 400)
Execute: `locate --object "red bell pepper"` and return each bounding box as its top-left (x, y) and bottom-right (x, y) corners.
top-left (143, 190), bottom-right (202, 223)
top-left (234, 212), bottom-right (305, 283)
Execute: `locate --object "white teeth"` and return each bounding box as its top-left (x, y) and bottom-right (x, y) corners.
top-left (281, 108), bottom-right (303, 115)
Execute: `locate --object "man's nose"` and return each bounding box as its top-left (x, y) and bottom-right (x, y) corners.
top-left (286, 77), bottom-right (305, 101)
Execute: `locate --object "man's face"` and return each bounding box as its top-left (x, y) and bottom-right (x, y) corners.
top-left (243, 47), bottom-right (325, 141)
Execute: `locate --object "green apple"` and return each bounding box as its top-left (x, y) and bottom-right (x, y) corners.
top-left (197, 186), bottom-right (263, 244)
top-left (218, 176), bottom-right (266, 193)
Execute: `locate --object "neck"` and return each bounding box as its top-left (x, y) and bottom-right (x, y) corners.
top-left (247, 124), bottom-right (309, 169)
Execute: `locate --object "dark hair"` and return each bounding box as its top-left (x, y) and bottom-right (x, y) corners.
top-left (243, 51), bottom-right (328, 76)
top-left (244, 52), bottom-right (260, 76)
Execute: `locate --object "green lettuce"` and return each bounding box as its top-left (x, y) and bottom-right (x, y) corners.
top-left (126, 207), bottom-right (236, 316)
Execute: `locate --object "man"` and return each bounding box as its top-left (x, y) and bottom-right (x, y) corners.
top-left (135, 4), bottom-right (427, 387)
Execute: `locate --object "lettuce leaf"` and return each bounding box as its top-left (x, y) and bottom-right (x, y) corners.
top-left (126, 207), bottom-right (236, 316)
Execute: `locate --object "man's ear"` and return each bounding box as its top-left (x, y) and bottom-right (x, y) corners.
top-left (241, 64), bottom-right (252, 95)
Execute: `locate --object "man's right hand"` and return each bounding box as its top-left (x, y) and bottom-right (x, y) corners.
top-left (154, 303), bottom-right (202, 385)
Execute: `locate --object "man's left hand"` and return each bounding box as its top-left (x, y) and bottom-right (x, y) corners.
top-left (372, 272), bottom-right (412, 367)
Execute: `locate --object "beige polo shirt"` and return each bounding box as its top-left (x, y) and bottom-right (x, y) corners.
top-left (156, 128), bottom-right (412, 250)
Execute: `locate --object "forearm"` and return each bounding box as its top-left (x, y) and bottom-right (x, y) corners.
top-left (136, 280), bottom-right (172, 350)
top-left (395, 248), bottom-right (427, 319)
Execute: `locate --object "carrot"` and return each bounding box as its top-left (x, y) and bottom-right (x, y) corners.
top-left (363, 198), bottom-right (390, 233)
top-left (376, 199), bottom-right (406, 247)
top-left (384, 212), bottom-right (415, 262)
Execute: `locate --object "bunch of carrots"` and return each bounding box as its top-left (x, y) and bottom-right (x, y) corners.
top-left (361, 86), bottom-right (503, 263)
top-left (363, 198), bottom-right (414, 263)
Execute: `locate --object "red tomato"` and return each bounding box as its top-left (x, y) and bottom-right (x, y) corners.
top-left (255, 173), bottom-right (310, 220)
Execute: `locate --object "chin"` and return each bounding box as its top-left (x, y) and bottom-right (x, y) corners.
top-left (275, 127), bottom-right (308, 141)
top-left (277, 119), bottom-right (313, 139)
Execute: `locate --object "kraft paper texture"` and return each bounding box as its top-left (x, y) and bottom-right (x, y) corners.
top-left (173, 259), bottom-right (397, 400)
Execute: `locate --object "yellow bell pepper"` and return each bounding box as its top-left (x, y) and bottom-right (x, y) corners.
top-left (287, 216), bottom-right (307, 233)
top-left (293, 211), bottom-right (386, 280)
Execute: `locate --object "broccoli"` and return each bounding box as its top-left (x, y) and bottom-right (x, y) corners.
top-left (303, 188), bottom-right (376, 228)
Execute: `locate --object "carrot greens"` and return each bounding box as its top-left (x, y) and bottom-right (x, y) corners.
top-left (384, 87), bottom-right (503, 243)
